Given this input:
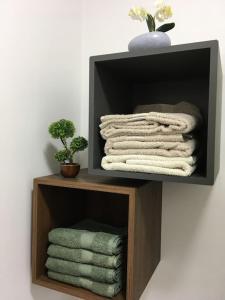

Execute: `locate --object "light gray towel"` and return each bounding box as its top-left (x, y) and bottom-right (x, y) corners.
top-left (134, 101), bottom-right (203, 122)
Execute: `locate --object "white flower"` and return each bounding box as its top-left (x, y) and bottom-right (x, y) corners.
top-left (155, 0), bottom-right (165, 9)
top-left (155, 5), bottom-right (173, 22)
top-left (129, 7), bottom-right (149, 22)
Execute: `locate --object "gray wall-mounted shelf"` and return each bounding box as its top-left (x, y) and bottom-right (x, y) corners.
top-left (89, 40), bottom-right (222, 185)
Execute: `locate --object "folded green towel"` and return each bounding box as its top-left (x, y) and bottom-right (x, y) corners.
top-left (48, 271), bottom-right (122, 298)
top-left (72, 219), bottom-right (126, 236)
top-left (48, 219), bottom-right (127, 255)
top-left (46, 257), bottom-right (122, 284)
top-left (48, 244), bottom-right (123, 269)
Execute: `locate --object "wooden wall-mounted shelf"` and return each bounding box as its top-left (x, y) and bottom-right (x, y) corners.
top-left (32, 169), bottom-right (162, 300)
top-left (89, 40), bottom-right (222, 185)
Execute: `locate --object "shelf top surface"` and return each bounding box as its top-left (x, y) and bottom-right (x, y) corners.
top-left (90, 40), bottom-right (219, 62)
top-left (34, 169), bottom-right (148, 193)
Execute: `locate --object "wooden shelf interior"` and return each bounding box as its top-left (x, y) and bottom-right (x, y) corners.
top-left (36, 275), bottom-right (125, 300)
top-left (33, 184), bottom-right (129, 300)
top-left (89, 41), bottom-right (222, 185)
top-left (32, 172), bottom-right (162, 300)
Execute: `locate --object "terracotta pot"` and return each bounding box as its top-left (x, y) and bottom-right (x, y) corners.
top-left (60, 163), bottom-right (80, 178)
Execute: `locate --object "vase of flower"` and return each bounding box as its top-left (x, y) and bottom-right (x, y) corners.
top-left (128, 0), bottom-right (175, 52)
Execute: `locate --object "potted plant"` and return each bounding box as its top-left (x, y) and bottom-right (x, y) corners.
top-left (128, 0), bottom-right (175, 52)
top-left (48, 119), bottom-right (88, 178)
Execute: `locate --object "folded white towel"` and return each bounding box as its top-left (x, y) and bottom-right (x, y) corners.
top-left (106, 139), bottom-right (196, 157)
top-left (100, 112), bottom-right (198, 139)
top-left (102, 155), bottom-right (196, 177)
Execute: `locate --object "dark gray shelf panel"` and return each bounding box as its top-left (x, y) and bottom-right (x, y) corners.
top-left (88, 168), bottom-right (212, 186)
top-left (89, 40), bottom-right (222, 185)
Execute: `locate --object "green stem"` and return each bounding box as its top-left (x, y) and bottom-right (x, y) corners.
top-left (146, 14), bottom-right (155, 32)
top-left (60, 138), bottom-right (73, 163)
top-left (60, 137), bottom-right (68, 151)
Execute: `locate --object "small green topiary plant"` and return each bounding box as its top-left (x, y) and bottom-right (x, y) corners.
top-left (48, 119), bottom-right (88, 164)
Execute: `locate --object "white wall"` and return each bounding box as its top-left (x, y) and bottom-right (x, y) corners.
top-left (1, 1), bottom-right (225, 300)
top-left (0, 1), bottom-right (82, 299)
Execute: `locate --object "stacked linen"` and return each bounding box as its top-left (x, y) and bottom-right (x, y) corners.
top-left (100, 102), bottom-right (202, 177)
top-left (46, 219), bottom-right (127, 298)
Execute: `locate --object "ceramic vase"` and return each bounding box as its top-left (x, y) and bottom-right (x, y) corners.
top-left (128, 32), bottom-right (171, 52)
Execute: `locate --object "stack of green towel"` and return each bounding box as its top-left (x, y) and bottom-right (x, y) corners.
top-left (46, 219), bottom-right (127, 298)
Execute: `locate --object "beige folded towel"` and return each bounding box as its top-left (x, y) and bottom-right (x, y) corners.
top-left (100, 112), bottom-right (199, 140)
top-left (100, 113), bottom-right (150, 124)
top-left (145, 112), bottom-right (198, 134)
top-left (100, 119), bottom-right (151, 130)
top-left (106, 139), bottom-right (196, 157)
top-left (105, 134), bottom-right (189, 154)
top-left (101, 155), bottom-right (196, 177)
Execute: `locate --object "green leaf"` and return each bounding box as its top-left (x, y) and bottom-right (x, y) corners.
top-left (55, 149), bottom-right (71, 163)
top-left (70, 136), bottom-right (88, 153)
top-left (146, 14), bottom-right (155, 32)
top-left (156, 22), bottom-right (175, 32)
top-left (48, 119), bottom-right (75, 139)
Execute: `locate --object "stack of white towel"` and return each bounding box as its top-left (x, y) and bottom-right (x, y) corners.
top-left (99, 102), bottom-right (202, 177)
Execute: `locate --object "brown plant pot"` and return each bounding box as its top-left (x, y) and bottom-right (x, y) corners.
top-left (60, 163), bottom-right (80, 178)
